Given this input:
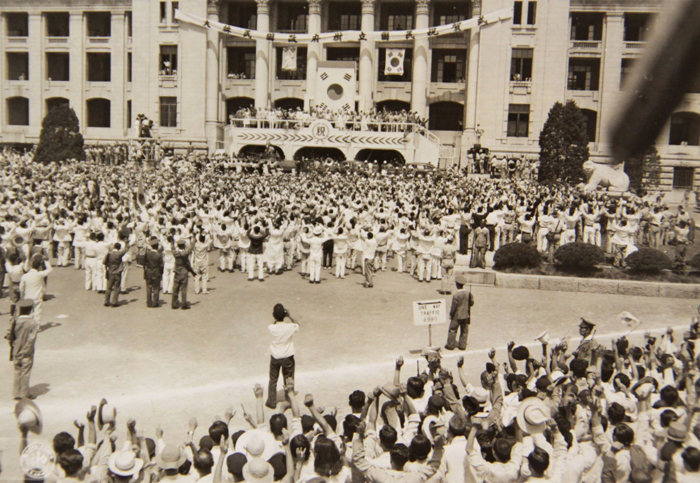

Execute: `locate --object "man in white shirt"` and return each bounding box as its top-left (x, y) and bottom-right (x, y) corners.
top-left (266, 303), bottom-right (299, 409)
top-left (20, 257), bottom-right (53, 322)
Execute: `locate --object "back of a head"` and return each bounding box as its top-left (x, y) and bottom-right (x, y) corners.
top-left (493, 438), bottom-right (513, 463)
top-left (209, 420), bottom-right (229, 443)
top-left (313, 436), bottom-right (342, 477)
top-left (608, 402), bottom-right (626, 425)
top-left (349, 390), bottom-right (366, 411)
top-left (59, 449), bottom-right (84, 477)
top-left (661, 385), bottom-right (679, 406)
top-left (406, 377), bottom-right (424, 399)
top-left (343, 414), bottom-right (360, 440)
top-left (570, 358), bottom-right (589, 378)
top-left (409, 434), bottom-right (431, 462)
top-left (290, 434), bottom-right (311, 462)
top-left (379, 425), bottom-right (398, 449)
top-left (390, 443), bottom-right (411, 470)
top-left (527, 447), bottom-right (550, 475)
top-left (270, 413), bottom-right (288, 437)
top-left (683, 447), bottom-right (700, 472)
top-left (53, 432), bottom-right (76, 455)
top-left (614, 423), bottom-right (635, 447)
top-left (194, 449), bottom-right (214, 474)
top-left (226, 453), bottom-right (248, 480)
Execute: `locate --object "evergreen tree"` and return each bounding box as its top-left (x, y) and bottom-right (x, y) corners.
top-left (624, 145), bottom-right (662, 194)
top-left (538, 100), bottom-right (589, 184)
top-left (34, 104), bottom-right (85, 164)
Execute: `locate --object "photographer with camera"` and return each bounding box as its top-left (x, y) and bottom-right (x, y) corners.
top-left (266, 303), bottom-right (299, 409)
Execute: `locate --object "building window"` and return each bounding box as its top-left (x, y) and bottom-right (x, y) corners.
top-left (669, 112), bottom-right (700, 146)
top-left (127, 53), bottom-right (132, 82)
top-left (508, 104), bottom-right (529, 137)
top-left (510, 48), bottom-right (533, 81)
top-left (275, 47), bottom-right (307, 79)
top-left (624, 13), bottom-right (651, 42)
top-left (513, 1), bottom-right (522, 25)
top-left (277, 2), bottom-right (308, 32)
top-left (46, 53), bottom-right (69, 81)
top-left (377, 48), bottom-right (413, 82)
top-left (126, 12), bottom-right (132, 37)
top-left (620, 58), bottom-right (635, 90)
top-left (527, 2), bottom-right (537, 25)
top-left (87, 53), bottom-right (111, 82)
top-left (228, 2), bottom-right (257, 29)
top-left (127, 100), bottom-right (132, 128)
top-left (46, 97), bottom-right (69, 115)
top-left (431, 50), bottom-right (466, 83)
top-left (86, 12), bottom-right (111, 37)
top-left (7, 97), bottom-right (29, 125)
top-left (581, 109), bottom-right (597, 142)
top-left (172, 2), bottom-right (179, 23)
top-left (674, 167), bottom-right (695, 189)
top-left (7, 52), bottom-right (29, 80)
top-left (327, 1), bottom-right (361, 31)
top-left (326, 47), bottom-right (360, 77)
top-left (160, 97), bottom-right (177, 127)
top-left (570, 13), bottom-right (603, 41)
top-left (381, 3), bottom-right (414, 31)
top-left (46, 12), bottom-right (70, 37)
top-left (429, 102), bottom-right (464, 131)
top-left (432, 1), bottom-right (470, 26)
top-left (160, 45), bottom-right (178, 75)
top-left (86, 98), bottom-right (111, 127)
top-left (227, 47), bottom-right (256, 79)
top-left (6, 13), bottom-right (28, 37)
top-left (160, 2), bottom-right (167, 23)
top-left (568, 58), bottom-right (600, 91)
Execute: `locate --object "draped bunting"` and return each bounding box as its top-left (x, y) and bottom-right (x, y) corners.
top-left (174, 7), bottom-right (512, 44)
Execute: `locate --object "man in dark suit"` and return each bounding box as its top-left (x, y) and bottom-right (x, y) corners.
top-left (141, 237), bottom-right (164, 308)
top-left (172, 238), bottom-right (196, 310)
top-left (103, 242), bottom-right (130, 307)
top-left (445, 275), bottom-right (474, 351)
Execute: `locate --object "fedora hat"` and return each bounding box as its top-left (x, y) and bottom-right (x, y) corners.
top-left (12, 234), bottom-right (25, 246)
top-left (516, 397), bottom-right (550, 434)
top-left (465, 384), bottom-right (489, 405)
top-left (242, 458), bottom-right (274, 483)
top-left (312, 226), bottom-right (323, 236)
top-left (15, 399), bottom-right (42, 435)
top-left (379, 383), bottom-right (401, 402)
top-left (98, 404), bottom-right (117, 430)
top-left (108, 443), bottom-right (144, 477)
top-left (157, 444), bottom-right (187, 470)
top-left (667, 422), bottom-right (688, 443)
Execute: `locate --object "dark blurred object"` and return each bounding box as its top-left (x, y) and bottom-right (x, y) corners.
top-left (610, 0), bottom-right (700, 162)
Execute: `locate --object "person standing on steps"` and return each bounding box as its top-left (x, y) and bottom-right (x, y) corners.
top-left (444, 276), bottom-right (474, 351)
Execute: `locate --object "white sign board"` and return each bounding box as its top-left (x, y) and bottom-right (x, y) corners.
top-left (413, 299), bottom-right (447, 327)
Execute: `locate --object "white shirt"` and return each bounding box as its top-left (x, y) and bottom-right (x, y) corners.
top-left (268, 322), bottom-right (299, 359)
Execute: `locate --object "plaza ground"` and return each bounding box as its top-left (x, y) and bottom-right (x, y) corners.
top-left (0, 260), bottom-right (696, 478)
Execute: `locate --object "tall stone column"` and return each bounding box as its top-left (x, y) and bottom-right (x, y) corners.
top-left (464, 25), bottom-right (480, 141)
top-left (305, 0), bottom-right (321, 109)
top-left (254, 0), bottom-right (271, 109)
top-left (205, 0), bottom-right (221, 149)
top-left (359, 0), bottom-right (375, 112)
top-left (410, 0), bottom-right (430, 117)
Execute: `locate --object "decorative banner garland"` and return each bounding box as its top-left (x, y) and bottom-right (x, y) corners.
top-left (174, 7), bottom-right (512, 44)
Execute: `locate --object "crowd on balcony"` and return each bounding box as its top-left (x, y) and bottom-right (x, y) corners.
top-left (228, 106), bottom-right (429, 133)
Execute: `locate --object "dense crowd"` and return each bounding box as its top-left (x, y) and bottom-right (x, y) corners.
top-left (228, 107), bottom-right (429, 133)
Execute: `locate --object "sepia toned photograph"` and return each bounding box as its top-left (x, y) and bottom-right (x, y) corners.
top-left (0, 0), bottom-right (699, 481)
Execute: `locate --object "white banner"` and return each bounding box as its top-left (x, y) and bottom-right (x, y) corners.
top-left (413, 299), bottom-right (447, 327)
top-left (385, 49), bottom-right (405, 75)
top-left (175, 8), bottom-right (512, 44)
top-left (282, 46), bottom-right (297, 71)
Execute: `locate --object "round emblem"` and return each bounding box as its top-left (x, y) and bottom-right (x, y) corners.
top-left (310, 120), bottom-right (332, 141)
top-left (327, 84), bottom-right (344, 101)
top-left (20, 442), bottom-right (56, 480)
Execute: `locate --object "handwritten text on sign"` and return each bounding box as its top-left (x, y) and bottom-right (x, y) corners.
top-left (413, 299), bottom-right (447, 326)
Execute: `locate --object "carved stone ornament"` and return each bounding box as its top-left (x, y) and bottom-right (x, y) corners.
top-left (255, 0), bottom-right (270, 15)
top-left (308, 0), bottom-right (322, 15)
top-left (361, 0), bottom-right (375, 15)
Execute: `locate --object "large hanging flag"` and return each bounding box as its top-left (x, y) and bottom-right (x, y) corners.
top-left (385, 49), bottom-right (405, 76)
top-left (282, 46), bottom-right (297, 71)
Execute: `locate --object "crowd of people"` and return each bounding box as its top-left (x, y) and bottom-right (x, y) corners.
top-left (14, 313), bottom-right (700, 483)
top-left (228, 107), bottom-right (429, 133)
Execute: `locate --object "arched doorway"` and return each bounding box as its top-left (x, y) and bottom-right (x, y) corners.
top-left (375, 100), bottom-right (410, 113)
top-left (429, 102), bottom-right (464, 131)
top-left (669, 112), bottom-right (700, 146)
top-left (238, 144), bottom-right (285, 159)
top-left (274, 98), bottom-right (304, 111)
top-left (46, 97), bottom-right (70, 116)
top-left (580, 109), bottom-right (598, 143)
top-left (226, 97), bottom-right (254, 120)
top-left (355, 149), bottom-right (406, 166)
top-left (294, 146), bottom-right (346, 161)
top-left (6, 96), bottom-right (29, 125)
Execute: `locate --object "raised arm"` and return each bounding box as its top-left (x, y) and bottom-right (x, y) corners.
top-left (304, 394), bottom-right (333, 436)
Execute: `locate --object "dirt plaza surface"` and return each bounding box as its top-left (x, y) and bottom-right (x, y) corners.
top-left (0, 261), bottom-right (696, 477)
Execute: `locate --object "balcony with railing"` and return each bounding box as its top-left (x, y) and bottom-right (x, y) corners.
top-left (569, 40), bottom-right (602, 53)
top-left (624, 41), bottom-right (646, 50)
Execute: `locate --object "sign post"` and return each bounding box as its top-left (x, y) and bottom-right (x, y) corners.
top-left (410, 299), bottom-right (447, 353)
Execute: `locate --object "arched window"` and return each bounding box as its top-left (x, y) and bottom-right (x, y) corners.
top-left (7, 97), bottom-right (29, 125)
top-left (226, 97), bottom-right (254, 121)
top-left (375, 100), bottom-right (410, 113)
top-left (274, 98), bottom-right (304, 111)
top-left (86, 98), bottom-right (111, 127)
top-left (46, 97), bottom-right (70, 116)
top-left (669, 112), bottom-right (700, 146)
top-left (429, 102), bottom-right (464, 131)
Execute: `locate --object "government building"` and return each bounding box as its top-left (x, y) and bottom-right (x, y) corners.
top-left (1, 0), bottom-right (697, 193)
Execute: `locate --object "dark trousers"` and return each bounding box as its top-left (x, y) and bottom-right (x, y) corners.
top-left (266, 355), bottom-right (295, 408)
top-left (322, 240), bottom-right (334, 268)
top-left (172, 274), bottom-right (188, 308)
top-left (446, 318), bottom-right (470, 350)
top-left (146, 276), bottom-right (161, 307)
top-left (485, 224), bottom-right (496, 251)
top-left (105, 273), bottom-right (122, 306)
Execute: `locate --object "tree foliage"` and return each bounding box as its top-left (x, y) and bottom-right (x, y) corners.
top-left (538, 101), bottom-right (589, 185)
top-left (35, 104), bottom-right (85, 164)
top-left (553, 242), bottom-right (605, 270)
top-left (493, 242), bottom-right (542, 270)
top-left (623, 145), bottom-right (662, 194)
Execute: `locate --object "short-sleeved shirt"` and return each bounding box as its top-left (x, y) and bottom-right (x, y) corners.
top-left (268, 322), bottom-right (299, 359)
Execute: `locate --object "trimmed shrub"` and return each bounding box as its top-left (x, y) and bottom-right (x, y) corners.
top-left (625, 248), bottom-right (672, 273)
top-left (553, 242), bottom-right (605, 270)
top-left (493, 242), bottom-right (541, 270)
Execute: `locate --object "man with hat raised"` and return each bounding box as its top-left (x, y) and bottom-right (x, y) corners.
top-left (574, 318), bottom-right (598, 360)
top-left (9, 299), bottom-right (39, 399)
top-left (141, 236), bottom-right (164, 308)
top-left (172, 237), bottom-right (197, 310)
top-left (444, 275), bottom-right (474, 351)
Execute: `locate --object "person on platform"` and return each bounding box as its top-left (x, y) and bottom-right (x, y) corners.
top-left (9, 299), bottom-right (39, 400)
top-left (141, 237), bottom-right (164, 308)
top-left (573, 318), bottom-right (597, 360)
top-left (444, 275), bottom-right (474, 351)
top-left (172, 238), bottom-right (196, 310)
top-left (266, 303), bottom-right (299, 409)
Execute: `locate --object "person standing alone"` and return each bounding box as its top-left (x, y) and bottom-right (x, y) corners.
top-left (9, 299), bottom-right (38, 399)
top-left (266, 303), bottom-right (299, 409)
top-left (444, 276), bottom-right (474, 351)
